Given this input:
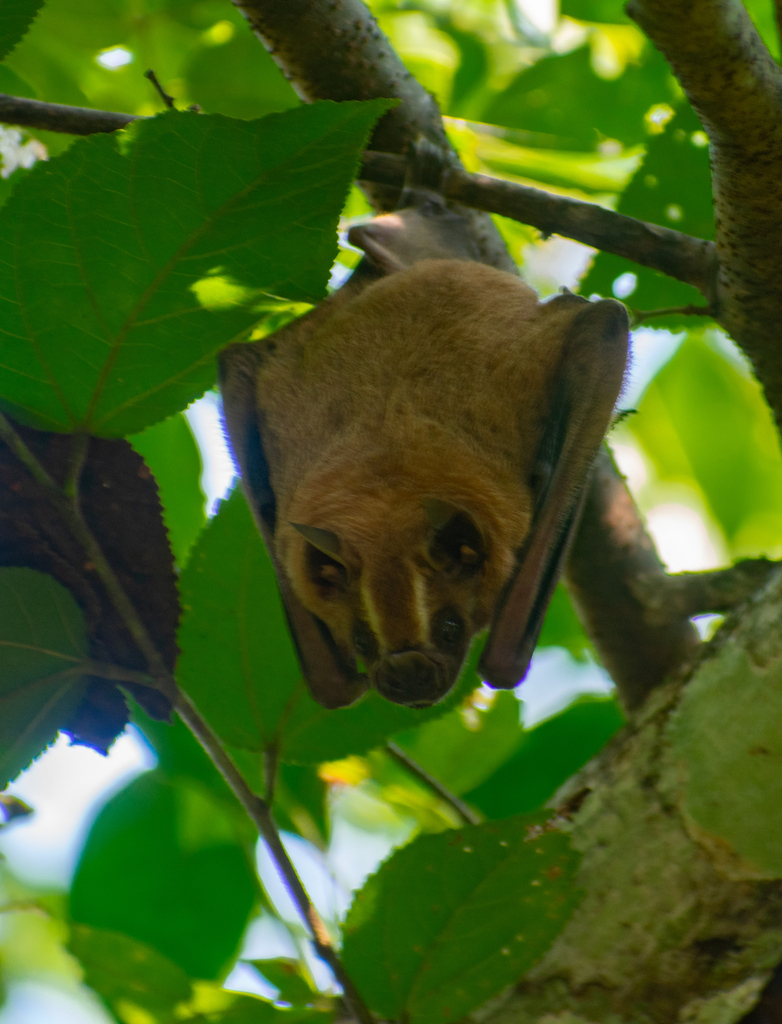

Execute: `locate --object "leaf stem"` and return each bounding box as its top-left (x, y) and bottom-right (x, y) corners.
top-left (630, 303), bottom-right (713, 326)
top-left (173, 690), bottom-right (374, 1024)
top-left (385, 740), bottom-right (481, 826)
top-left (264, 741), bottom-right (279, 803)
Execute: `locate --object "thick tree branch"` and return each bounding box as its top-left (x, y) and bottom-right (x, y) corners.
top-left (630, 558), bottom-right (778, 626)
top-left (229, 0), bottom-right (515, 272)
top-left (565, 448), bottom-right (701, 711)
top-left (627, 0), bottom-right (782, 434)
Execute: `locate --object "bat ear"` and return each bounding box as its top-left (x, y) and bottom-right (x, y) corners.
top-left (290, 523), bottom-right (342, 560)
top-left (219, 343), bottom-right (368, 710)
top-left (422, 497), bottom-right (485, 569)
top-left (479, 298), bottom-right (629, 690)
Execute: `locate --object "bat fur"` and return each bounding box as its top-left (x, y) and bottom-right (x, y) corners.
top-left (220, 176), bottom-right (629, 710)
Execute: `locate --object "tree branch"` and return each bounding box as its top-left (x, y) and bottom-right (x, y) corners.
top-left (630, 558), bottom-right (779, 627)
top-left (0, 93), bottom-right (137, 134)
top-left (229, 0), bottom-right (515, 272)
top-left (565, 448), bottom-right (701, 711)
top-left (627, 0), bottom-right (782, 434)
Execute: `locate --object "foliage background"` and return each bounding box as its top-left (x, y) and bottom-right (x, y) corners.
top-left (1, 0), bottom-right (781, 1021)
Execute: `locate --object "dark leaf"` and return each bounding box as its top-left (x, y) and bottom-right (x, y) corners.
top-left (342, 812), bottom-right (582, 1024)
top-left (0, 0), bottom-right (46, 61)
top-left (0, 420), bottom-right (178, 749)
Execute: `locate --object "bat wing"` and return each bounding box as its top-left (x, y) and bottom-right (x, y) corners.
top-left (218, 341), bottom-right (368, 710)
top-left (479, 295), bottom-right (629, 690)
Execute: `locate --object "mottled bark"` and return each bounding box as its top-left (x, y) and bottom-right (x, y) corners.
top-left (627, 0), bottom-right (782, 434)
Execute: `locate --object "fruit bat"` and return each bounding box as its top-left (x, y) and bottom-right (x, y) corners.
top-left (219, 163), bottom-right (628, 711)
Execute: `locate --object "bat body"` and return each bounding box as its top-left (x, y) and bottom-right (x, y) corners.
top-left (220, 189), bottom-right (628, 710)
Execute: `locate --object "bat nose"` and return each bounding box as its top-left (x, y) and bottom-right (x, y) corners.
top-left (374, 650), bottom-right (449, 707)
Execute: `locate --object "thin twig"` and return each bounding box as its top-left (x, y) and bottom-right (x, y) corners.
top-left (64, 433), bottom-right (89, 500)
top-left (174, 690), bottom-right (374, 1024)
top-left (144, 69), bottom-right (175, 110)
top-left (385, 740), bottom-right (481, 826)
top-left (630, 303), bottom-right (713, 326)
top-left (0, 93), bottom-right (137, 134)
top-left (0, 411), bottom-right (373, 1023)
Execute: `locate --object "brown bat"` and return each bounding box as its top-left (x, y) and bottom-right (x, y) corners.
top-left (219, 170), bottom-right (628, 711)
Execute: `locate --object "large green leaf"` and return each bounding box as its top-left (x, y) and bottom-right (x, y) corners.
top-left (0, 567), bottom-right (89, 788)
top-left (464, 696), bottom-right (624, 819)
top-left (482, 44), bottom-right (675, 151)
top-left (342, 812), bottom-right (582, 1024)
top-left (178, 488), bottom-right (485, 763)
top-left (130, 412), bottom-right (206, 567)
top-left (70, 771), bottom-right (259, 979)
top-left (581, 104), bottom-right (713, 319)
top-left (0, 0), bottom-right (46, 61)
top-left (0, 100), bottom-right (391, 436)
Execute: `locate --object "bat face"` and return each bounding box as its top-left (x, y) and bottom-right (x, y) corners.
top-left (278, 485), bottom-right (528, 707)
top-left (219, 192), bottom-right (629, 710)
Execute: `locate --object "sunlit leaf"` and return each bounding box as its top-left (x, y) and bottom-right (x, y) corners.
top-left (0, 567), bottom-right (88, 788)
top-left (581, 104), bottom-right (713, 319)
top-left (342, 812), bottom-right (582, 1024)
top-left (482, 44), bottom-right (675, 151)
top-left (0, 100), bottom-right (391, 436)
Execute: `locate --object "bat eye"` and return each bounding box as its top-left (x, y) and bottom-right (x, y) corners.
top-left (432, 609), bottom-right (465, 651)
top-left (353, 621), bottom-right (378, 661)
top-left (305, 546), bottom-right (347, 593)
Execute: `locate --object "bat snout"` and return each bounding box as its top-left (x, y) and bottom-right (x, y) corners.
top-left (373, 650), bottom-right (451, 707)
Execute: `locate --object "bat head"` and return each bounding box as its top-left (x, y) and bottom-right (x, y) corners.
top-left (278, 480), bottom-right (525, 707)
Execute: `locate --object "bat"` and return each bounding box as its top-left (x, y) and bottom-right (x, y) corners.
top-left (219, 151), bottom-right (628, 710)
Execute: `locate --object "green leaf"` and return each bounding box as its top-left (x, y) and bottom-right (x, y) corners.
top-left (68, 924), bottom-right (193, 1021)
top-left (177, 487), bottom-right (302, 752)
top-left (0, 0), bottom-right (46, 62)
top-left (248, 959), bottom-right (315, 1006)
top-left (184, 27), bottom-right (299, 120)
top-left (273, 762), bottom-right (330, 848)
top-left (0, 100), bottom-right (392, 436)
top-left (70, 771), bottom-right (258, 979)
top-left (392, 691), bottom-right (523, 795)
top-left (631, 332), bottom-right (782, 553)
top-left (561, 0), bottom-right (631, 23)
top-left (581, 104), bottom-right (713, 319)
top-left (342, 813), bottom-right (582, 1024)
top-left (130, 412), bottom-right (206, 567)
top-left (0, 567), bottom-right (89, 788)
top-left (482, 44), bottom-right (675, 151)
top-left (464, 696), bottom-right (624, 819)
top-left (537, 583), bottom-right (591, 660)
